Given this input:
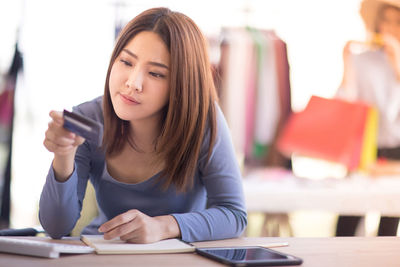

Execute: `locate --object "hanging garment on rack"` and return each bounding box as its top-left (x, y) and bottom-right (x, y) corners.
top-left (0, 89), bottom-right (13, 129)
top-left (0, 43), bottom-right (23, 228)
top-left (252, 29), bottom-right (280, 159)
top-left (263, 30), bottom-right (292, 167)
top-left (242, 28), bottom-right (257, 158)
top-left (219, 28), bottom-right (254, 161)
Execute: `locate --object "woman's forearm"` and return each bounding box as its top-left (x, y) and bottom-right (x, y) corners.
top-left (52, 152), bottom-right (76, 182)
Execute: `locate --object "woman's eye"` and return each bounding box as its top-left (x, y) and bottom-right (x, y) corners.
top-left (149, 72), bottom-right (165, 78)
top-left (120, 59), bottom-right (132, 67)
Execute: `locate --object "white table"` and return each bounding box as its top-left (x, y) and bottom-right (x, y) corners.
top-left (243, 168), bottom-right (400, 216)
top-left (3, 236), bottom-right (400, 267)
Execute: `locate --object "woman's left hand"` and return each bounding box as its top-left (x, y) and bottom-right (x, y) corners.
top-left (98, 210), bottom-right (181, 243)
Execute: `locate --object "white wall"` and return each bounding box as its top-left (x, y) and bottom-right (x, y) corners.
top-left (10, 0), bottom-right (115, 228)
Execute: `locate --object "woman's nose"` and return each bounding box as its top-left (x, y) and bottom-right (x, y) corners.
top-left (126, 69), bottom-right (143, 92)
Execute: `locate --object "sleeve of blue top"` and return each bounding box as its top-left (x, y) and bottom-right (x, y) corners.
top-left (172, 106), bottom-right (248, 242)
top-left (38, 117), bottom-right (92, 239)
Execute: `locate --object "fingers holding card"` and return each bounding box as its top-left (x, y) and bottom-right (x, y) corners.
top-left (48, 110), bottom-right (64, 125)
top-left (44, 109), bottom-right (101, 156)
top-left (44, 115), bottom-right (78, 156)
top-left (62, 110), bottom-right (102, 145)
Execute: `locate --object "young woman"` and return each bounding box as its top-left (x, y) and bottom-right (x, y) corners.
top-left (39, 7), bottom-right (247, 243)
top-left (336, 0), bottom-right (400, 236)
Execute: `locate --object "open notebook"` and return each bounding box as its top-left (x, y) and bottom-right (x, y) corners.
top-left (81, 235), bottom-right (195, 254)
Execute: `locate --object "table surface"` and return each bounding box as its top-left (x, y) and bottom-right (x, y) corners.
top-left (243, 168), bottom-right (400, 216)
top-left (1, 236), bottom-right (400, 267)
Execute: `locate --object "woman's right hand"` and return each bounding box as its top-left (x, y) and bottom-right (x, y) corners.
top-left (43, 110), bottom-right (85, 181)
top-left (382, 33), bottom-right (400, 80)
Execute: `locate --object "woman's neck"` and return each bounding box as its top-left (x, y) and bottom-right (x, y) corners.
top-left (129, 116), bottom-right (161, 153)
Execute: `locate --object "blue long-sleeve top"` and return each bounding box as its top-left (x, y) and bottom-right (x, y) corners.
top-left (39, 96), bottom-right (247, 242)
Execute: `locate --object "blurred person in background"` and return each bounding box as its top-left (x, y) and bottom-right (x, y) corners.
top-left (336, 0), bottom-right (400, 236)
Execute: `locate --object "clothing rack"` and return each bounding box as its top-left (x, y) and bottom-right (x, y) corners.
top-left (215, 27), bottom-right (292, 167)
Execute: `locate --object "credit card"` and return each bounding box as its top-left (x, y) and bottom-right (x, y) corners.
top-left (63, 109), bottom-right (102, 144)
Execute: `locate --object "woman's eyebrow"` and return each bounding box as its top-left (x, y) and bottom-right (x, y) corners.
top-left (122, 49), bottom-right (169, 69)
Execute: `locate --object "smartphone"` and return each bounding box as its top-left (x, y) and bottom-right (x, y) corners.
top-left (196, 246), bottom-right (303, 266)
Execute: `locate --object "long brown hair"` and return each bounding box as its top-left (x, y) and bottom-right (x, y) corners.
top-left (103, 7), bottom-right (218, 191)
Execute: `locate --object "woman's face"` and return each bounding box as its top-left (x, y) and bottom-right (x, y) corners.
top-left (109, 31), bottom-right (170, 124)
top-left (379, 6), bottom-right (400, 41)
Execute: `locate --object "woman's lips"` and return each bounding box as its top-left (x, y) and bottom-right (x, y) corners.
top-left (120, 93), bottom-right (141, 104)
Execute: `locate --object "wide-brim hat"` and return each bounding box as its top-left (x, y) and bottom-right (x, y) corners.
top-left (360, 0), bottom-right (400, 32)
